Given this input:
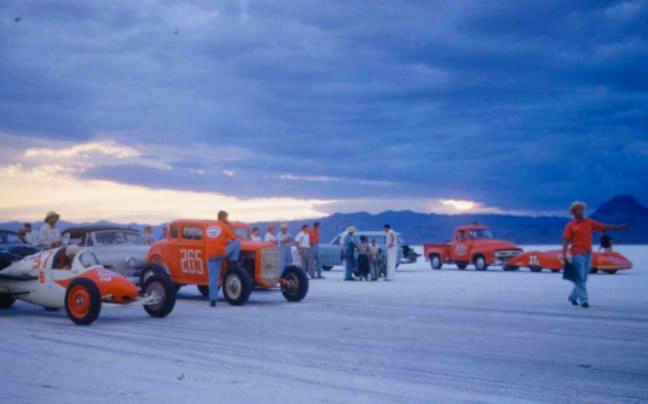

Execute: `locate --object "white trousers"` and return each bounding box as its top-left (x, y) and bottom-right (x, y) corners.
top-left (386, 247), bottom-right (397, 280)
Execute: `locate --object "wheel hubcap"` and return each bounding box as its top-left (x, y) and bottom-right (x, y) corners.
top-left (68, 286), bottom-right (90, 317)
top-left (226, 275), bottom-right (242, 299)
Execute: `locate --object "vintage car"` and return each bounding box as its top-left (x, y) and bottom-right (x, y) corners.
top-left (0, 229), bottom-right (39, 269)
top-left (505, 249), bottom-right (633, 274)
top-left (423, 224), bottom-right (523, 271)
top-left (145, 219), bottom-right (308, 305)
top-left (0, 247), bottom-right (176, 325)
top-left (62, 226), bottom-right (152, 285)
top-left (317, 230), bottom-right (412, 271)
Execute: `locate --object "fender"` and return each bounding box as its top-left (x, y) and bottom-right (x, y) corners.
top-left (55, 267), bottom-right (139, 303)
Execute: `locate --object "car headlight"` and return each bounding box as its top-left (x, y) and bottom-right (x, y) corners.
top-left (126, 257), bottom-right (137, 268)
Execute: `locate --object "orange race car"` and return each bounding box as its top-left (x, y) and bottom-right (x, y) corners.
top-left (144, 219), bottom-right (308, 305)
top-left (505, 250), bottom-right (633, 274)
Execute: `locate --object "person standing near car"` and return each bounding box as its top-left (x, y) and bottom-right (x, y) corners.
top-left (277, 224), bottom-right (293, 272)
top-left (264, 225), bottom-right (277, 245)
top-left (342, 226), bottom-right (358, 281)
top-left (309, 222), bottom-right (324, 279)
top-left (38, 211), bottom-right (63, 249)
top-left (295, 224), bottom-right (314, 278)
top-left (251, 227), bottom-right (262, 242)
top-left (369, 238), bottom-right (381, 281)
top-left (562, 201), bottom-right (628, 308)
top-left (384, 224), bottom-right (397, 281)
top-left (142, 225), bottom-right (154, 245)
top-left (206, 210), bottom-right (240, 307)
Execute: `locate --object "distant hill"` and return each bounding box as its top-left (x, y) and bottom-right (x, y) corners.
top-left (2, 195), bottom-right (646, 245)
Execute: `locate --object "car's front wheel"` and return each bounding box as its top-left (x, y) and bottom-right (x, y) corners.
top-left (143, 274), bottom-right (176, 318)
top-left (222, 266), bottom-right (252, 306)
top-left (65, 278), bottom-right (102, 326)
top-left (473, 255), bottom-right (488, 271)
top-left (281, 266), bottom-right (309, 302)
top-left (429, 254), bottom-right (442, 270)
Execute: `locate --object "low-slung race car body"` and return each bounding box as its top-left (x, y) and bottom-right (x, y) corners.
top-left (0, 247), bottom-right (176, 325)
top-left (505, 249), bottom-right (633, 274)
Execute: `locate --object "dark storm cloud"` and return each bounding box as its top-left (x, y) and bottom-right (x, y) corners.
top-left (1, 0), bottom-right (647, 212)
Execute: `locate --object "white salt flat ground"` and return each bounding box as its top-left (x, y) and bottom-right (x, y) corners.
top-left (2, 245), bottom-right (648, 404)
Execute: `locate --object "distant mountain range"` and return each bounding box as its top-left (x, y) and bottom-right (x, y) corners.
top-left (2, 195), bottom-right (646, 245)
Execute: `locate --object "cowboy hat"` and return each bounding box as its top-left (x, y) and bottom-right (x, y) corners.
top-left (347, 225), bottom-right (356, 233)
top-left (568, 201), bottom-right (587, 214)
top-left (44, 211), bottom-right (60, 222)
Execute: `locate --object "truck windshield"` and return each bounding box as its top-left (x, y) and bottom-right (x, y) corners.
top-left (470, 230), bottom-right (493, 240)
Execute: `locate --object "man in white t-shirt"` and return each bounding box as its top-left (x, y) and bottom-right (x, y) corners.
top-left (295, 224), bottom-right (314, 278)
top-left (38, 211), bottom-right (63, 249)
top-left (264, 225), bottom-right (277, 245)
top-left (384, 224), bottom-right (397, 281)
top-left (277, 224), bottom-right (293, 272)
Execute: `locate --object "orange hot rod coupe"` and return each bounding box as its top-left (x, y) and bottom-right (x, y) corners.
top-left (144, 219), bottom-right (308, 306)
top-left (505, 249), bottom-right (633, 274)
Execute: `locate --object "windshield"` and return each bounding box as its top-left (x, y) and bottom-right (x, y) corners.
top-left (234, 227), bottom-right (250, 240)
top-left (78, 251), bottom-right (100, 268)
top-left (94, 230), bottom-right (147, 246)
top-left (469, 230), bottom-right (493, 240)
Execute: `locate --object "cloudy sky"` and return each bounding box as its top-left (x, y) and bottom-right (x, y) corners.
top-left (1, 0), bottom-right (647, 223)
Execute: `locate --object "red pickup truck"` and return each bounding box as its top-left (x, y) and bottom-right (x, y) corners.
top-left (423, 224), bottom-right (523, 271)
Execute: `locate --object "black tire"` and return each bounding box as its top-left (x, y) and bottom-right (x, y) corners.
top-left (143, 274), bottom-right (176, 318)
top-left (139, 263), bottom-right (167, 288)
top-left (604, 270), bottom-right (618, 274)
top-left (503, 265), bottom-right (519, 271)
top-left (281, 265), bottom-right (309, 302)
top-left (222, 266), bottom-right (252, 306)
top-left (197, 285), bottom-right (209, 297)
top-left (322, 266), bottom-right (332, 272)
top-left (529, 266), bottom-right (543, 272)
top-left (0, 295), bottom-right (15, 309)
top-left (473, 255), bottom-right (488, 271)
top-left (174, 284), bottom-right (183, 292)
top-left (429, 254), bottom-right (442, 270)
top-left (551, 269), bottom-right (560, 273)
top-left (456, 262), bottom-right (468, 270)
top-left (590, 268), bottom-right (599, 274)
top-left (65, 278), bottom-right (102, 326)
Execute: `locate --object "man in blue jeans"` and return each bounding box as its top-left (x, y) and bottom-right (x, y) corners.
top-left (562, 201), bottom-right (628, 308)
top-left (206, 210), bottom-right (240, 307)
top-left (343, 226), bottom-right (357, 281)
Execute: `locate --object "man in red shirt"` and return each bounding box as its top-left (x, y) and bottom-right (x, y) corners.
top-left (206, 210), bottom-right (240, 307)
top-left (309, 222), bottom-right (324, 279)
top-left (562, 201), bottom-right (628, 308)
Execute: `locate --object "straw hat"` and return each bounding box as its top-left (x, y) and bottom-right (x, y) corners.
top-left (65, 244), bottom-right (81, 257)
top-left (44, 211), bottom-right (60, 222)
top-left (347, 225), bottom-right (356, 233)
top-left (280, 223), bottom-right (288, 230)
top-left (568, 201), bottom-right (587, 214)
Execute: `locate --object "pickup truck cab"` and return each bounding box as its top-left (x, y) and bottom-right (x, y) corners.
top-left (423, 224), bottom-right (522, 271)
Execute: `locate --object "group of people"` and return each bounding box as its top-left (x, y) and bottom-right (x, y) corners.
top-left (252, 222), bottom-right (325, 280)
top-left (341, 224), bottom-right (398, 281)
top-left (16, 211), bottom-right (64, 249)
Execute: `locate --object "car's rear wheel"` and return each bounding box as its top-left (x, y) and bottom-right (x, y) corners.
top-left (281, 265), bottom-right (309, 302)
top-left (65, 278), bottom-right (101, 326)
top-left (0, 295), bottom-right (15, 309)
top-left (197, 285), bottom-right (209, 297)
top-left (473, 255), bottom-right (488, 271)
top-left (143, 274), bottom-right (176, 318)
top-left (429, 254), bottom-right (442, 270)
top-left (222, 266), bottom-right (252, 306)
top-left (322, 266), bottom-right (332, 272)
top-left (529, 266), bottom-right (543, 272)
top-left (456, 262), bottom-right (468, 270)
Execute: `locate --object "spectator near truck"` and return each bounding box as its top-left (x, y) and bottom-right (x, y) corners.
top-left (423, 224), bottom-right (522, 271)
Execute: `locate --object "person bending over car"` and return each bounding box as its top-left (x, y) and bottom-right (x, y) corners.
top-left (206, 210), bottom-right (241, 307)
top-left (562, 201), bottom-right (628, 308)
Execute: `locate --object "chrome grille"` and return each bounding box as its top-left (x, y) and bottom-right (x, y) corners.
top-left (494, 250), bottom-right (522, 259)
top-left (260, 248), bottom-right (281, 282)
